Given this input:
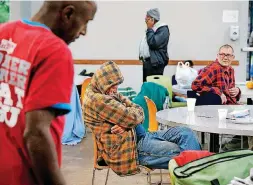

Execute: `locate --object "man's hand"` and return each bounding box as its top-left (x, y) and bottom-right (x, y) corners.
top-left (146, 17), bottom-right (155, 29)
top-left (111, 125), bottom-right (126, 134)
top-left (220, 93), bottom-right (227, 104)
top-left (229, 87), bottom-right (240, 98)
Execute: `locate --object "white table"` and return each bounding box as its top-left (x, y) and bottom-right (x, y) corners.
top-left (172, 85), bottom-right (191, 95)
top-left (156, 105), bottom-right (253, 152)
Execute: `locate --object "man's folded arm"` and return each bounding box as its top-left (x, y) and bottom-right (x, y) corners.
top-left (95, 98), bottom-right (144, 128)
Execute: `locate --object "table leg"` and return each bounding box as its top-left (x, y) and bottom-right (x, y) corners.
top-left (210, 133), bottom-right (219, 153)
top-left (241, 135), bottom-right (244, 149)
top-left (201, 132), bottom-right (205, 145)
top-left (219, 134), bottom-right (223, 152)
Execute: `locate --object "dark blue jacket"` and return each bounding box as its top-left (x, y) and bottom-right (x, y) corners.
top-left (146, 25), bottom-right (170, 67)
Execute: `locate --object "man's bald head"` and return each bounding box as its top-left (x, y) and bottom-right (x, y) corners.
top-left (32, 1), bottom-right (97, 44)
top-left (43, 1), bottom-right (97, 17)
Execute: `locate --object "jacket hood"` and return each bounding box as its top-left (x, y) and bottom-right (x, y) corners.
top-left (153, 21), bottom-right (167, 32)
top-left (90, 61), bottom-right (124, 94)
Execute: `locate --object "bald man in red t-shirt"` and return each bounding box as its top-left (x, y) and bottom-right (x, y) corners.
top-left (0, 1), bottom-right (97, 185)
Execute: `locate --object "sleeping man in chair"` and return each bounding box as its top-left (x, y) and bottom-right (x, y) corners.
top-left (83, 61), bottom-right (201, 176)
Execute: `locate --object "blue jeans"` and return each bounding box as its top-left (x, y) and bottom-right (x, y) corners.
top-left (137, 126), bottom-right (201, 169)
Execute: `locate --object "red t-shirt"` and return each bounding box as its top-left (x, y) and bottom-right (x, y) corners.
top-left (0, 20), bottom-right (74, 185)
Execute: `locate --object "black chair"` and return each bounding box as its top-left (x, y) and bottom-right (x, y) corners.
top-left (172, 75), bottom-right (177, 85)
top-left (187, 91), bottom-right (221, 106)
top-left (187, 90), bottom-right (198, 99)
top-left (247, 98), bottom-right (253, 105)
top-left (196, 92), bottom-right (222, 106)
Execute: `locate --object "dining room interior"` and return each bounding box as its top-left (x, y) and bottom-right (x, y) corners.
top-left (4, 0), bottom-right (253, 185)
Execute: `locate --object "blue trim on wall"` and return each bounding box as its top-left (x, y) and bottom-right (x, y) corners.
top-left (22, 19), bottom-right (50, 30)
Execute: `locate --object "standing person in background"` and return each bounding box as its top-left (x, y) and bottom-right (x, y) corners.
top-left (139, 8), bottom-right (170, 82)
top-left (0, 1), bottom-right (97, 185)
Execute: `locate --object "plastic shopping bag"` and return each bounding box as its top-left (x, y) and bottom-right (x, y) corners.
top-left (175, 62), bottom-right (198, 89)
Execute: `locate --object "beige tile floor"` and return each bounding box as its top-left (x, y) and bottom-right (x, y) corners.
top-left (61, 132), bottom-right (171, 185)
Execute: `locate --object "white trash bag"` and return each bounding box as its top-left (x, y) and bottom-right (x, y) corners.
top-left (175, 62), bottom-right (198, 89)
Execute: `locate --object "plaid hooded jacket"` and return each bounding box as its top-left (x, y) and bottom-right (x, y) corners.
top-left (83, 61), bottom-right (144, 176)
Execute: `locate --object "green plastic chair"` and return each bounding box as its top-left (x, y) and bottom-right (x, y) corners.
top-left (147, 75), bottom-right (187, 108)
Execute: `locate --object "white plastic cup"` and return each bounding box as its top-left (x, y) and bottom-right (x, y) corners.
top-left (218, 109), bottom-right (228, 120)
top-left (219, 120), bottom-right (227, 128)
top-left (187, 98), bottom-right (196, 111)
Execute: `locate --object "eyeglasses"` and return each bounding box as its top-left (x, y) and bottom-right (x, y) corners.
top-left (219, 53), bottom-right (234, 58)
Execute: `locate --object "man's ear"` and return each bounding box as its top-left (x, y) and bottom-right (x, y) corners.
top-left (61, 5), bottom-right (75, 23)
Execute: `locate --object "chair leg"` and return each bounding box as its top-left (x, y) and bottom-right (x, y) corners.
top-left (147, 171), bottom-right (152, 185)
top-left (104, 169), bottom-right (110, 185)
top-left (159, 169), bottom-right (163, 185)
top-left (92, 168), bottom-right (96, 185)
